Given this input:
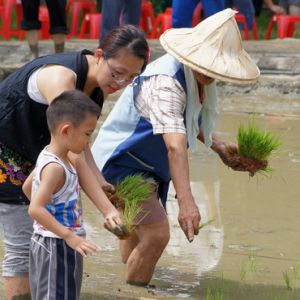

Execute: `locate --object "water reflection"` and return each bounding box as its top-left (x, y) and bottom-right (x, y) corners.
top-left (166, 180), bottom-right (223, 276)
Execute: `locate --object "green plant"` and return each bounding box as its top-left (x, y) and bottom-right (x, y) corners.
top-left (292, 260), bottom-right (300, 282)
top-left (149, 0), bottom-right (172, 15)
top-left (282, 271), bottom-right (292, 290)
top-left (199, 218), bottom-right (216, 230)
top-left (281, 260), bottom-right (300, 290)
top-left (237, 117), bottom-right (282, 161)
top-left (240, 251), bottom-right (259, 282)
top-left (236, 116), bottom-right (282, 176)
top-left (115, 174), bottom-right (153, 233)
top-left (204, 276), bottom-right (224, 300)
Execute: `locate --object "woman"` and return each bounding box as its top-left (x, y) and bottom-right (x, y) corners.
top-left (92, 9), bottom-right (261, 286)
top-left (0, 25), bottom-right (149, 299)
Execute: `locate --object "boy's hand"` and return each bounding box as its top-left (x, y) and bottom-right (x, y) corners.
top-left (104, 211), bottom-right (129, 237)
top-left (65, 232), bottom-right (99, 257)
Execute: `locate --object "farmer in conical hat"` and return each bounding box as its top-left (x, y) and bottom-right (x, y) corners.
top-left (92, 9), bottom-right (260, 285)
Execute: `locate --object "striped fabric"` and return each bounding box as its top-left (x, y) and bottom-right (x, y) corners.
top-left (135, 74), bottom-right (187, 135)
top-left (29, 234), bottom-right (83, 300)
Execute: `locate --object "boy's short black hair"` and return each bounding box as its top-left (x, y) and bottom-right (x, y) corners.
top-left (46, 90), bottom-right (101, 132)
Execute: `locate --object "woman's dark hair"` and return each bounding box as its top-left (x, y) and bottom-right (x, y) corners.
top-left (100, 24), bottom-right (149, 73)
top-left (46, 90), bottom-right (101, 132)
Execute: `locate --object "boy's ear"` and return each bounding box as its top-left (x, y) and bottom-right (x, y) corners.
top-left (60, 123), bottom-right (71, 136)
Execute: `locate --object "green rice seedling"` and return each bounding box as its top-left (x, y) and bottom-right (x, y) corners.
top-left (235, 116), bottom-right (282, 176)
top-left (240, 267), bottom-right (247, 282)
top-left (199, 218), bottom-right (216, 230)
top-left (240, 251), bottom-right (259, 282)
top-left (204, 285), bottom-right (213, 300)
top-left (114, 174), bottom-right (153, 233)
top-left (292, 260), bottom-right (300, 283)
top-left (204, 285), bottom-right (223, 300)
top-left (282, 270), bottom-right (292, 290)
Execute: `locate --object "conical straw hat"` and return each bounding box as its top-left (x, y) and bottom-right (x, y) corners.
top-left (160, 9), bottom-right (260, 85)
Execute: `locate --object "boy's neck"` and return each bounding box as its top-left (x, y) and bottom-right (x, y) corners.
top-left (47, 139), bottom-right (70, 165)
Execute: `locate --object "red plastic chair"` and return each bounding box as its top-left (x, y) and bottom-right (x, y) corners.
top-left (68, 0), bottom-right (97, 38)
top-left (150, 12), bottom-right (172, 39)
top-left (164, 7), bottom-right (172, 15)
top-left (139, 0), bottom-right (155, 37)
top-left (0, 0), bottom-right (24, 40)
top-left (235, 14), bottom-right (250, 40)
top-left (252, 18), bottom-right (259, 40)
top-left (79, 13), bottom-right (101, 39)
top-left (265, 14), bottom-right (300, 39)
top-left (150, 4), bottom-right (204, 39)
top-left (192, 3), bottom-right (203, 27)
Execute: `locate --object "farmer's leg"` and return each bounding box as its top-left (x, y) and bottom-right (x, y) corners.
top-left (125, 219), bottom-right (170, 285)
top-left (119, 231), bottom-right (139, 263)
top-left (0, 204), bottom-right (33, 299)
top-left (120, 191), bottom-right (170, 284)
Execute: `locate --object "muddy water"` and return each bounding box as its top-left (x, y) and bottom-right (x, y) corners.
top-left (76, 111), bottom-right (300, 299)
top-left (0, 106), bottom-right (299, 299)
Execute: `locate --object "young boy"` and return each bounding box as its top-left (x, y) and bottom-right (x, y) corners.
top-left (23, 90), bottom-right (103, 300)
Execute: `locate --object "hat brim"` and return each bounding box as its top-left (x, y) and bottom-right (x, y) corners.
top-left (160, 23), bottom-right (260, 85)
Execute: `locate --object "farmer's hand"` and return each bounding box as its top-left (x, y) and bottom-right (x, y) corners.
top-left (103, 210), bottom-right (129, 237)
top-left (178, 198), bottom-right (201, 242)
top-left (102, 181), bottom-right (115, 196)
top-left (215, 142), bottom-right (267, 176)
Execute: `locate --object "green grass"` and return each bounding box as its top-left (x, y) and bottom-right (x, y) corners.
top-left (282, 260), bottom-right (300, 290)
top-left (115, 174), bottom-right (153, 232)
top-left (283, 271), bottom-right (293, 290)
top-left (240, 251), bottom-right (259, 282)
top-left (199, 218), bottom-right (216, 230)
top-left (237, 117), bottom-right (282, 162)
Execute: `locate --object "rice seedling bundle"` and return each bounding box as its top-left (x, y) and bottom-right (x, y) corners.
top-left (113, 174), bottom-right (153, 233)
top-left (230, 117), bottom-right (282, 176)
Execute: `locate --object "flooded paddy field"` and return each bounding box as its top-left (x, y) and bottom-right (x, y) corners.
top-left (0, 94), bottom-right (299, 299)
top-left (83, 108), bottom-right (300, 299)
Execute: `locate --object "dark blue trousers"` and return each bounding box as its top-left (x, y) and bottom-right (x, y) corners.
top-left (100, 0), bottom-right (142, 45)
top-left (172, 0), bottom-right (224, 28)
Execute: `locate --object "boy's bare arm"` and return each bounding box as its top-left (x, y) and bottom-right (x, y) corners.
top-left (68, 151), bottom-right (125, 236)
top-left (22, 170), bottom-right (35, 200)
top-left (29, 163), bottom-right (98, 256)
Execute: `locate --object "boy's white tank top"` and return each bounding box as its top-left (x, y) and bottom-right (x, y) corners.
top-left (32, 147), bottom-right (85, 238)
